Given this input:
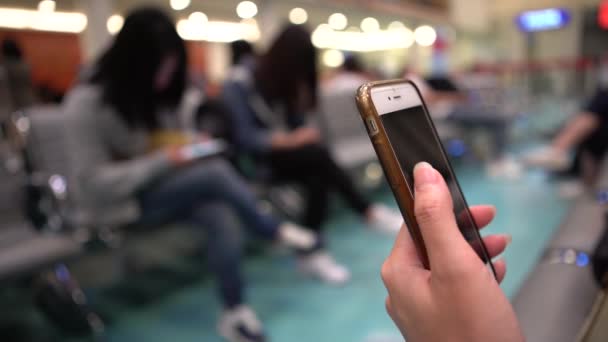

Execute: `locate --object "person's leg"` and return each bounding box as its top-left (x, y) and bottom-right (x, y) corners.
top-left (298, 174), bottom-right (331, 232)
top-left (140, 159), bottom-right (280, 239)
top-left (190, 202), bottom-right (267, 342)
top-left (578, 125), bottom-right (608, 185)
top-left (136, 160), bottom-right (315, 341)
top-left (297, 145), bottom-right (402, 235)
top-left (137, 170), bottom-right (249, 309)
top-left (270, 144), bottom-right (370, 217)
top-left (268, 148), bottom-right (330, 231)
top-left (268, 146), bottom-right (354, 284)
top-left (269, 144), bottom-right (402, 235)
top-left (192, 202), bottom-right (245, 309)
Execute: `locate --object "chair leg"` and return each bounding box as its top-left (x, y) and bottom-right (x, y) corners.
top-left (34, 264), bottom-right (105, 337)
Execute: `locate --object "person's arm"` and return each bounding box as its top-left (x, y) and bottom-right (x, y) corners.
top-left (553, 112), bottom-right (600, 151)
top-left (381, 162), bottom-right (523, 342)
top-left (82, 151), bottom-right (174, 201)
top-left (221, 81), bottom-right (321, 151)
top-left (221, 81), bottom-right (274, 153)
top-left (63, 87), bottom-right (176, 201)
top-left (553, 89), bottom-right (605, 151)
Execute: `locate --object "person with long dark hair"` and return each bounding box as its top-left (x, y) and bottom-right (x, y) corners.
top-left (1, 38), bottom-right (35, 112)
top-left (63, 8), bottom-right (317, 342)
top-left (221, 24), bottom-right (402, 285)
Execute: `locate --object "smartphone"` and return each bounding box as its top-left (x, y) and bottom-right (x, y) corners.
top-left (179, 139), bottom-right (227, 161)
top-left (355, 79), bottom-right (495, 276)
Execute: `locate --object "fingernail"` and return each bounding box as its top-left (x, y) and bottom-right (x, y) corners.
top-left (502, 234), bottom-right (512, 246)
top-left (414, 162), bottom-right (437, 188)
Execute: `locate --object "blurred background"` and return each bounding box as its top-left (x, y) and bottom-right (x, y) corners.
top-left (1, 0), bottom-right (608, 341)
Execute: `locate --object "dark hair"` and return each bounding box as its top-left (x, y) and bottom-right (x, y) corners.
top-left (90, 7), bottom-right (187, 130)
top-left (230, 40), bottom-right (254, 66)
top-left (343, 54), bottom-right (364, 73)
top-left (255, 24), bottom-right (318, 115)
top-left (2, 38), bottom-right (23, 60)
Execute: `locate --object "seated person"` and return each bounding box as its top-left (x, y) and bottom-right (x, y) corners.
top-left (525, 85), bottom-right (608, 186)
top-left (403, 69), bottom-right (466, 120)
top-left (63, 8), bottom-right (318, 342)
top-left (221, 24), bottom-right (403, 285)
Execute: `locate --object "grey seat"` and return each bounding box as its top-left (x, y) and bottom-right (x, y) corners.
top-left (0, 107), bottom-right (82, 282)
top-left (512, 162), bottom-right (608, 342)
top-left (319, 89), bottom-right (376, 169)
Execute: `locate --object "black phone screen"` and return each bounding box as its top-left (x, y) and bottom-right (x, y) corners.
top-left (380, 105), bottom-right (490, 263)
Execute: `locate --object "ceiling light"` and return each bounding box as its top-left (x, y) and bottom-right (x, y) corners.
top-left (311, 25), bottom-right (416, 52)
top-left (322, 49), bottom-right (345, 68)
top-left (38, 0), bottom-right (55, 13)
top-left (106, 14), bottom-right (124, 35)
top-left (328, 13), bottom-right (347, 30)
top-left (240, 18), bottom-right (260, 42)
top-left (236, 1), bottom-right (258, 19)
top-left (414, 25), bottom-right (437, 46)
top-left (189, 11), bottom-right (208, 25)
top-left (177, 19), bottom-right (260, 43)
top-left (289, 7), bottom-right (308, 25)
top-left (361, 17), bottom-right (380, 32)
top-left (388, 21), bottom-right (405, 30)
top-left (0, 7), bottom-right (87, 33)
top-left (170, 0), bottom-right (190, 11)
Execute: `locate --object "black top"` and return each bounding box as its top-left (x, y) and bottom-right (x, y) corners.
top-left (585, 87), bottom-right (608, 122)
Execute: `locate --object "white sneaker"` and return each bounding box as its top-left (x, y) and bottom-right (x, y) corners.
top-left (218, 305), bottom-right (266, 342)
top-left (485, 156), bottom-right (523, 180)
top-left (277, 222), bottom-right (317, 250)
top-left (557, 179), bottom-right (585, 199)
top-left (298, 251), bottom-right (351, 286)
top-left (523, 146), bottom-right (570, 171)
top-left (367, 204), bottom-right (403, 236)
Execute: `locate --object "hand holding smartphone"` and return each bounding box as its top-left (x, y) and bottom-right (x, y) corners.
top-left (355, 79), bottom-right (495, 277)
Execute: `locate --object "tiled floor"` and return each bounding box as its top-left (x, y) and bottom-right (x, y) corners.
top-left (86, 164), bottom-right (569, 342)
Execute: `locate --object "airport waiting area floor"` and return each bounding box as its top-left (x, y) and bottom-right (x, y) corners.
top-left (3, 162), bottom-right (570, 342)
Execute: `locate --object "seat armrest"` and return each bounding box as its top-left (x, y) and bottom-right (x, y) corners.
top-left (26, 172), bottom-right (70, 232)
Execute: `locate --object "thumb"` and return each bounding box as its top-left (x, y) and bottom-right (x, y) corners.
top-left (413, 162), bottom-right (469, 266)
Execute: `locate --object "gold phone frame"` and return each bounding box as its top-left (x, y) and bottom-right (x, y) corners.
top-left (356, 79), bottom-right (430, 268)
top-left (356, 79), bottom-right (495, 276)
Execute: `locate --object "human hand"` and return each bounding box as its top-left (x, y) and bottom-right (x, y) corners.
top-left (196, 133), bottom-right (212, 143)
top-left (291, 127), bottom-right (321, 147)
top-left (271, 127), bottom-right (321, 150)
top-left (166, 146), bottom-right (190, 166)
top-left (381, 162), bottom-right (523, 342)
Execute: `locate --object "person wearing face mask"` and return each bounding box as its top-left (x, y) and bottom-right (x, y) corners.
top-left (524, 62), bottom-right (608, 194)
top-left (62, 8), bottom-right (320, 342)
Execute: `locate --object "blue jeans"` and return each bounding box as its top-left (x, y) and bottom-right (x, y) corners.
top-left (136, 159), bottom-right (280, 308)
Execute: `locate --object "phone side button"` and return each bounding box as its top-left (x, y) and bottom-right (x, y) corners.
top-left (365, 117), bottom-right (380, 137)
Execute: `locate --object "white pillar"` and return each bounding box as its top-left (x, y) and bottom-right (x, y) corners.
top-left (79, 0), bottom-right (113, 63)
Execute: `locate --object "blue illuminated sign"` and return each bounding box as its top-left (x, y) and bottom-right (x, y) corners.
top-left (516, 8), bottom-right (571, 32)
